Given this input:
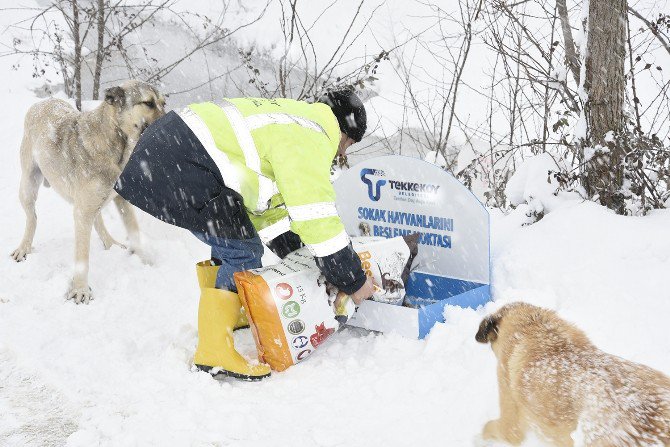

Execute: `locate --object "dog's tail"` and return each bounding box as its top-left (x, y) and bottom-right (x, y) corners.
top-left (43, 178), bottom-right (50, 188)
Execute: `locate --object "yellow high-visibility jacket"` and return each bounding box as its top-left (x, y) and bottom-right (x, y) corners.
top-left (179, 97), bottom-right (349, 258)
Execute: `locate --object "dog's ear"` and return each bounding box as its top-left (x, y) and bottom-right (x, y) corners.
top-left (476, 315), bottom-right (500, 344)
top-left (104, 86), bottom-right (126, 107)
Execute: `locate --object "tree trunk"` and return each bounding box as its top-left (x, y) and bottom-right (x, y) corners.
top-left (72, 0), bottom-right (82, 110)
top-left (92, 0), bottom-right (106, 100)
top-left (583, 0), bottom-right (627, 213)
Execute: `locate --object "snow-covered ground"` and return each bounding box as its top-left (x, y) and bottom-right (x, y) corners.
top-left (2, 0), bottom-right (670, 443)
top-left (1, 58), bottom-right (670, 447)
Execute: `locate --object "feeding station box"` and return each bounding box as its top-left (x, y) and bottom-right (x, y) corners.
top-left (334, 155), bottom-right (491, 339)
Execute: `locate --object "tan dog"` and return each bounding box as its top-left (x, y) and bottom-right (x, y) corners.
top-left (476, 302), bottom-right (670, 446)
top-left (11, 81), bottom-right (165, 303)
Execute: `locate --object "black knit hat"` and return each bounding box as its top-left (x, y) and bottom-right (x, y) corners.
top-left (318, 89), bottom-right (367, 142)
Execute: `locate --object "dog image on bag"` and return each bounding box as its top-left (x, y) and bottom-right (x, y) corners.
top-left (476, 302), bottom-right (670, 447)
top-left (11, 80), bottom-right (165, 303)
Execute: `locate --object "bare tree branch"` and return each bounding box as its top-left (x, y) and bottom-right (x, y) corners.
top-left (556, 0), bottom-right (580, 84)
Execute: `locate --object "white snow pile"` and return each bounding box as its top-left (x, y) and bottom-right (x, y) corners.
top-left (1, 91), bottom-right (670, 447)
top-left (503, 153), bottom-right (578, 224)
top-left (2, 25), bottom-right (670, 447)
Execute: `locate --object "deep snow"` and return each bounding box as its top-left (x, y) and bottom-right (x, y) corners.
top-left (1, 77), bottom-right (670, 447)
top-left (2, 4), bottom-right (670, 446)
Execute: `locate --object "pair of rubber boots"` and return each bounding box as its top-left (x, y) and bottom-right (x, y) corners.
top-left (193, 261), bottom-right (271, 381)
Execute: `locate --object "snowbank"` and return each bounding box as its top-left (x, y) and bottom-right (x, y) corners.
top-left (1, 6), bottom-right (670, 446)
top-left (505, 154), bottom-right (561, 209)
top-left (2, 80), bottom-right (669, 444)
top-left (502, 153), bottom-right (584, 226)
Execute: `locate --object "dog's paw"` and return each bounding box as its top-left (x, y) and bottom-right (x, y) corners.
top-left (10, 245), bottom-right (31, 262)
top-left (482, 419), bottom-right (525, 446)
top-left (483, 420), bottom-right (501, 441)
top-left (67, 287), bottom-right (93, 304)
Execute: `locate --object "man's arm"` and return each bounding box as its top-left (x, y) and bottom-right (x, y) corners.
top-left (267, 135), bottom-right (367, 295)
top-left (315, 243), bottom-right (367, 295)
top-left (267, 230), bottom-right (369, 295)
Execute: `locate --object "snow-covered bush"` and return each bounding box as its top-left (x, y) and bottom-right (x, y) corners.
top-left (503, 154), bottom-right (578, 224)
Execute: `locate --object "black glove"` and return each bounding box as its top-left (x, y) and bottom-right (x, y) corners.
top-left (315, 243), bottom-right (367, 295)
top-left (268, 232), bottom-right (366, 295)
top-left (266, 231), bottom-right (303, 259)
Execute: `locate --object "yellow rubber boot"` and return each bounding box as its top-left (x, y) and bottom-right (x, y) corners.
top-left (194, 288), bottom-right (271, 381)
top-left (196, 261), bottom-right (249, 329)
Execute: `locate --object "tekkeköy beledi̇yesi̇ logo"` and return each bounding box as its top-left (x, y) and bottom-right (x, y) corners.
top-left (360, 168), bottom-right (441, 202)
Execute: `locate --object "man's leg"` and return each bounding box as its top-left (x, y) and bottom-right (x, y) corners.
top-left (191, 231), bottom-right (271, 381)
top-left (113, 112), bottom-right (269, 380)
top-left (192, 232), bottom-right (264, 290)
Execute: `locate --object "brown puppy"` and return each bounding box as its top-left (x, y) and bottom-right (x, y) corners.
top-left (11, 81), bottom-right (165, 303)
top-left (476, 302), bottom-right (670, 446)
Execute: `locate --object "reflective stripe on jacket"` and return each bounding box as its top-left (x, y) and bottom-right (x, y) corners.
top-left (179, 97), bottom-right (349, 258)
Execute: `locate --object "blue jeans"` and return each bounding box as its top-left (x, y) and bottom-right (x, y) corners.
top-left (192, 232), bottom-right (264, 291)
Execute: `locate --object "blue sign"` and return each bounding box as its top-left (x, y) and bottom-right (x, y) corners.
top-left (335, 155), bottom-right (491, 338)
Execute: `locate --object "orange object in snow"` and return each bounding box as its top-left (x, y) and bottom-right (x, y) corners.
top-left (234, 247), bottom-right (345, 372)
top-left (235, 270), bottom-right (295, 371)
top-left (234, 236), bottom-right (419, 372)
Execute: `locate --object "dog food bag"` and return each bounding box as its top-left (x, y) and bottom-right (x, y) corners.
top-left (234, 235), bottom-right (418, 371)
top-left (353, 233), bottom-right (419, 306)
top-left (234, 249), bottom-right (342, 372)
